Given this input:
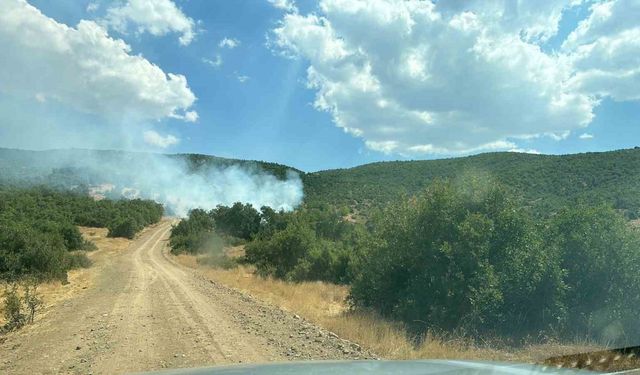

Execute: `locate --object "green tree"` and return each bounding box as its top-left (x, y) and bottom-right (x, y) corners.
top-left (349, 180), bottom-right (565, 338)
top-left (548, 205), bottom-right (640, 342)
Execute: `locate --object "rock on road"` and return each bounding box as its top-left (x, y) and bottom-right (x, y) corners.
top-left (0, 220), bottom-right (374, 374)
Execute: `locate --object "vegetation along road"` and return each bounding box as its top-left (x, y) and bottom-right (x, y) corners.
top-left (0, 220), bottom-right (373, 374)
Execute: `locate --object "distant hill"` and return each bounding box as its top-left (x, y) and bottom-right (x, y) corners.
top-left (2, 147), bottom-right (639, 219)
top-left (303, 148), bottom-right (640, 219)
top-left (0, 148), bottom-right (300, 187)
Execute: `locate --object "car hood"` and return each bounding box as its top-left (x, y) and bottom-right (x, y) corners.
top-left (138, 360), bottom-right (599, 374)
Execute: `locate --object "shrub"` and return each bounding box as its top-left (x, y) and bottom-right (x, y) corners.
top-left (211, 203), bottom-right (262, 240)
top-left (245, 221), bottom-right (316, 279)
top-left (0, 187), bottom-right (163, 281)
top-left (349, 180), bottom-right (565, 339)
top-left (108, 218), bottom-right (138, 239)
top-left (548, 205), bottom-right (640, 342)
top-left (64, 252), bottom-right (93, 270)
top-left (2, 284), bottom-right (25, 331)
top-left (23, 282), bottom-right (43, 324)
top-left (0, 226), bottom-right (68, 281)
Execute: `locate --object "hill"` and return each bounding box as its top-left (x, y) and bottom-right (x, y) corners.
top-left (2, 147), bottom-right (640, 218)
top-left (303, 148), bottom-right (640, 218)
top-left (0, 148), bottom-right (300, 187)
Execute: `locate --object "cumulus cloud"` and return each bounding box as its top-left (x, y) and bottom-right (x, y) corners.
top-left (271, 0), bottom-right (594, 155)
top-left (104, 0), bottom-right (196, 45)
top-left (143, 130), bottom-right (179, 148)
top-left (0, 0), bottom-right (197, 123)
top-left (219, 37), bottom-right (240, 49)
top-left (435, 0), bottom-right (577, 43)
top-left (579, 132), bottom-right (594, 139)
top-left (563, 0), bottom-right (640, 101)
top-left (268, 0), bottom-right (297, 13)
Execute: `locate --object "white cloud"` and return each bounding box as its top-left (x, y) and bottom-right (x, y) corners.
top-left (0, 0), bottom-right (197, 122)
top-left (236, 74), bottom-right (250, 83)
top-left (143, 130), bottom-right (179, 148)
top-left (435, 0), bottom-right (579, 43)
top-left (34, 93), bottom-right (46, 103)
top-left (86, 2), bottom-right (99, 13)
top-left (183, 111), bottom-right (198, 122)
top-left (579, 132), bottom-right (594, 139)
top-left (268, 0), bottom-right (297, 13)
top-left (563, 0), bottom-right (640, 101)
top-left (104, 0), bottom-right (196, 45)
top-left (508, 148), bottom-right (541, 154)
top-left (202, 55), bottom-right (223, 68)
top-left (219, 37), bottom-right (240, 49)
top-left (271, 0), bottom-right (594, 155)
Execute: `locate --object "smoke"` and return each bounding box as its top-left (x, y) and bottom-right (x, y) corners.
top-left (2, 149), bottom-right (304, 216)
top-left (0, 0), bottom-right (306, 216)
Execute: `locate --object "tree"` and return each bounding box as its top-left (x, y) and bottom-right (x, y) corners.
top-left (349, 180), bottom-right (565, 338)
top-left (548, 204), bottom-right (640, 342)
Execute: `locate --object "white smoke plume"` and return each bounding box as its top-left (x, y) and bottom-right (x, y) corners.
top-left (1, 149), bottom-right (304, 216)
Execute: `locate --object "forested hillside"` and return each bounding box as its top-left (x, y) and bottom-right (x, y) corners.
top-left (304, 148), bottom-right (640, 218)
top-left (3, 147), bottom-right (640, 219)
top-left (0, 148), bottom-right (299, 189)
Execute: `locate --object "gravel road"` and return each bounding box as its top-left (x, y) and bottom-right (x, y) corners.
top-left (0, 220), bottom-right (375, 374)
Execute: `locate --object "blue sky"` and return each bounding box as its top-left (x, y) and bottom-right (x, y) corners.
top-left (1, 0), bottom-right (639, 171)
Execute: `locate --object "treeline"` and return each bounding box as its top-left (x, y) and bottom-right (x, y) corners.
top-left (0, 187), bottom-right (163, 281)
top-left (172, 179), bottom-right (640, 344)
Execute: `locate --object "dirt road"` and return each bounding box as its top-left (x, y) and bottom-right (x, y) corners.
top-left (0, 221), bottom-right (373, 374)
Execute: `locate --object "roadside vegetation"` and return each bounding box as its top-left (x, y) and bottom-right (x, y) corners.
top-left (1, 281), bottom-right (43, 332)
top-left (0, 186), bottom-right (163, 281)
top-left (171, 178), bottom-right (640, 349)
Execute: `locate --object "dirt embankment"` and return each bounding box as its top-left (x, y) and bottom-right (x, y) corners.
top-left (0, 220), bottom-right (374, 375)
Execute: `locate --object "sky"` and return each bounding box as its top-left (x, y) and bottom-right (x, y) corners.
top-left (0, 0), bottom-right (639, 172)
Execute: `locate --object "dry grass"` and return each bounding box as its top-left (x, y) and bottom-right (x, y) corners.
top-left (1, 226), bottom-right (132, 327)
top-left (174, 253), bottom-right (599, 363)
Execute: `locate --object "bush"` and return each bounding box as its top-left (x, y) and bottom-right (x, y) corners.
top-left (23, 282), bottom-right (43, 324)
top-left (0, 226), bottom-right (68, 281)
top-left (349, 180), bottom-right (565, 339)
top-left (348, 180), bottom-right (640, 343)
top-left (211, 203), bottom-right (262, 240)
top-left (246, 221), bottom-right (317, 280)
top-left (548, 205), bottom-right (640, 342)
top-left (2, 284), bottom-right (25, 331)
top-left (108, 217), bottom-right (139, 239)
top-left (244, 211), bottom-right (364, 284)
top-left (1, 282), bottom-right (43, 332)
top-left (59, 224), bottom-right (85, 250)
top-left (170, 209), bottom-right (216, 254)
top-left (0, 187), bottom-right (163, 281)
top-left (64, 252), bottom-right (93, 270)
top-left (170, 205), bottom-right (286, 255)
